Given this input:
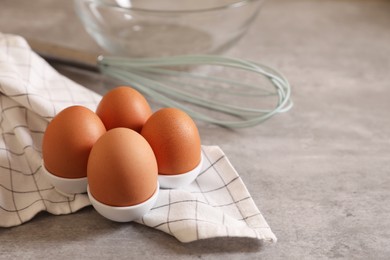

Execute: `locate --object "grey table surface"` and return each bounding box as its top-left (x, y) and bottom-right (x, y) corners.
top-left (1, 0), bottom-right (390, 259)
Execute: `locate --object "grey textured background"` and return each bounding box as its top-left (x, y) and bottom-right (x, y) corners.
top-left (1, 0), bottom-right (390, 259)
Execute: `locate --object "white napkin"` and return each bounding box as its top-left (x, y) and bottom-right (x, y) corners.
top-left (0, 33), bottom-right (276, 243)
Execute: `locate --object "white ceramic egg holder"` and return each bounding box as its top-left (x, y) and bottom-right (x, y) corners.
top-left (41, 162), bottom-right (88, 196)
top-left (87, 183), bottom-right (159, 222)
top-left (158, 152), bottom-right (204, 189)
top-left (41, 152), bottom-right (203, 222)
top-left (41, 161), bottom-right (159, 222)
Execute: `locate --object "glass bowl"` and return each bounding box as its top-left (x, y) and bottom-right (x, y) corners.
top-left (73, 0), bottom-right (265, 57)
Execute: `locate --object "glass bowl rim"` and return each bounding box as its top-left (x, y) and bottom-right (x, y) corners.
top-left (77, 0), bottom-right (264, 14)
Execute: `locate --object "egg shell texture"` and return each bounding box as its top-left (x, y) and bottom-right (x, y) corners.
top-left (141, 108), bottom-right (201, 175)
top-left (42, 106), bottom-right (106, 178)
top-left (87, 128), bottom-right (158, 207)
top-left (96, 86), bottom-right (152, 132)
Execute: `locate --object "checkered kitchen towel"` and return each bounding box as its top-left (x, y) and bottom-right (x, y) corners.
top-left (0, 33), bottom-right (276, 243)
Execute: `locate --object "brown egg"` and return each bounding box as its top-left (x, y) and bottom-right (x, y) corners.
top-left (96, 86), bottom-right (152, 132)
top-left (87, 128), bottom-right (158, 207)
top-left (141, 108), bottom-right (201, 175)
top-left (42, 106), bottom-right (106, 179)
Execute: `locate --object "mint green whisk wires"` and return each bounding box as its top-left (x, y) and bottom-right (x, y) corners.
top-left (98, 55), bottom-right (293, 128)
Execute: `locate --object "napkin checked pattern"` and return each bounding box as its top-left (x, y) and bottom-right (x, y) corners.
top-left (0, 33), bottom-right (276, 243)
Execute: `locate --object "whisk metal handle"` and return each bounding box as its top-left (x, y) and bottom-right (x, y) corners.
top-left (26, 38), bottom-right (100, 72)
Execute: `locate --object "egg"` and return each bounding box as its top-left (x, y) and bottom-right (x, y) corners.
top-left (96, 86), bottom-right (152, 132)
top-left (141, 108), bottom-right (202, 175)
top-left (87, 127), bottom-right (158, 207)
top-left (42, 105), bottom-right (106, 179)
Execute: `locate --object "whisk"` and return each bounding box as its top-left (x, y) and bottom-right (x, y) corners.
top-left (28, 39), bottom-right (292, 128)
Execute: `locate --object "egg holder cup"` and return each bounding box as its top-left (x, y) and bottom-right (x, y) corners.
top-left (42, 159), bottom-right (160, 221)
top-left (87, 182), bottom-right (160, 222)
top-left (41, 161), bottom-right (88, 196)
top-left (41, 151), bottom-right (202, 220)
top-left (158, 152), bottom-right (204, 189)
